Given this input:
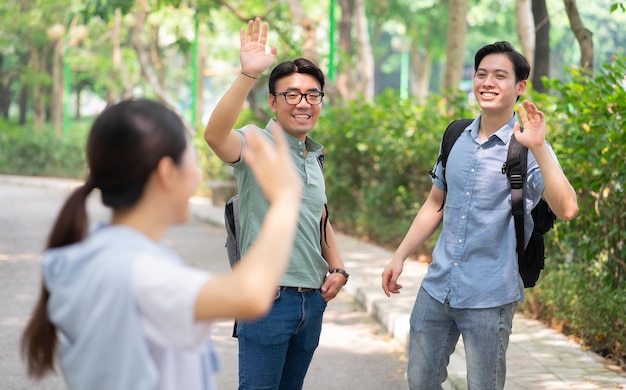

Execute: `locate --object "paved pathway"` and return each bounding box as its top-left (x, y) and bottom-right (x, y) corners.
top-left (0, 177), bottom-right (408, 390)
top-left (2, 175), bottom-right (625, 390)
top-left (189, 190), bottom-right (626, 390)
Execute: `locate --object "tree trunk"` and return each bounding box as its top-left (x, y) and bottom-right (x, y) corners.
top-left (19, 85), bottom-right (27, 125)
top-left (286, 0), bottom-right (318, 64)
top-left (0, 54), bottom-right (10, 119)
top-left (532, 0), bottom-right (550, 93)
top-left (129, 0), bottom-right (194, 134)
top-left (412, 49), bottom-right (432, 103)
top-left (196, 24), bottom-right (206, 127)
top-left (111, 8), bottom-right (134, 99)
top-left (354, 0), bottom-right (374, 100)
top-left (30, 45), bottom-right (45, 131)
top-left (0, 84), bottom-right (9, 119)
top-left (149, 25), bottom-right (165, 88)
top-left (51, 40), bottom-right (64, 137)
top-left (442, 0), bottom-right (468, 92)
top-left (515, 0), bottom-right (535, 80)
top-left (563, 0), bottom-right (594, 74)
top-left (336, 0), bottom-right (356, 100)
top-left (75, 85), bottom-right (82, 119)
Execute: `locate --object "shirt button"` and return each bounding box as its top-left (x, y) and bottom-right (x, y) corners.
top-left (454, 262), bottom-right (459, 267)
top-left (458, 239), bottom-right (463, 243)
top-left (461, 215), bottom-right (466, 220)
top-left (466, 192), bottom-right (470, 196)
top-left (470, 168), bottom-right (475, 173)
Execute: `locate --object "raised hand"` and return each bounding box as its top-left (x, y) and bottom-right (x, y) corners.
top-left (242, 127), bottom-right (302, 204)
top-left (513, 100), bottom-right (547, 149)
top-left (240, 17), bottom-right (277, 78)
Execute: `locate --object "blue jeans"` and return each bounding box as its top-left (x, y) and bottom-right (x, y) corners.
top-left (408, 287), bottom-right (517, 390)
top-left (237, 287), bottom-right (327, 390)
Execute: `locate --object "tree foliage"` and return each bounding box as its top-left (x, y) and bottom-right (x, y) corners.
top-left (543, 55), bottom-right (626, 286)
top-left (521, 55), bottom-right (626, 369)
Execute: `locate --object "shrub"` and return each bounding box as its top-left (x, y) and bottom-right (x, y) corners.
top-left (525, 55), bottom-right (626, 369)
top-left (0, 121), bottom-right (89, 179)
top-left (316, 88), bottom-right (476, 254)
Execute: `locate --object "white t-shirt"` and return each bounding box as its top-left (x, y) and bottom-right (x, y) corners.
top-left (43, 225), bottom-right (219, 390)
top-left (133, 247), bottom-right (218, 390)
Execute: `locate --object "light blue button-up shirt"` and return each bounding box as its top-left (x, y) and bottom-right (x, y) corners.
top-left (424, 115), bottom-right (549, 309)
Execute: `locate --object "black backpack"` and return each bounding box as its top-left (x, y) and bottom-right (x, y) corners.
top-left (224, 152), bottom-right (327, 268)
top-left (433, 119), bottom-right (556, 288)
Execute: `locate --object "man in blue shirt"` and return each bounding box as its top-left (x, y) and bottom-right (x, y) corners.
top-left (381, 41), bottom-right (578, 389)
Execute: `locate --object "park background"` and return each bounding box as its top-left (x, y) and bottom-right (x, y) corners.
top-left (0, 0), bottom-right (624, 372)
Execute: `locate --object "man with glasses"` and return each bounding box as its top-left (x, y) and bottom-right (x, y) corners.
top-left (204, 17), bottom-right (348, 390)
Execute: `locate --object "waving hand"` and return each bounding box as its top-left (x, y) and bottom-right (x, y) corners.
top-left (513, 100), bottom-right (546, 149)
top-left (240, 17), bottom-right (277, 78)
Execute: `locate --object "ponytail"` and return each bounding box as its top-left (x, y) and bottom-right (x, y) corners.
top-left (21, 181), bottom-right (95, 379)
top-left (46, 180), bottom-right (95, 248)
top-left (21, 282), bottom-right (57, 379)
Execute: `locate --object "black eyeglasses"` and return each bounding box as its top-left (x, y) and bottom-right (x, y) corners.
top-left (273, 91), bottom-right (324, 105)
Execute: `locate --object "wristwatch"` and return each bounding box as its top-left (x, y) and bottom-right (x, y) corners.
top-left (329, 269), bottom-right (349, 285)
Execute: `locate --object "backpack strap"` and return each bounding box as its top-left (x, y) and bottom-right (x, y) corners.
top-left (502, 134), bottom-right (528, 263)
top-left (429, 118), bottom-right (473, 210)
top-left (224, 194), bottom-right (241, 268)
top-left (316, 153), bottom-right (331, 248)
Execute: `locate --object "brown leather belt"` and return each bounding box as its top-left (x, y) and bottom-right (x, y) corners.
top-left (279, 286), bottom-right (317, 292)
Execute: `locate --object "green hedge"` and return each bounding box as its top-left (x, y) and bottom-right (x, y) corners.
top-left (316, 89), bottom-right (476, 255)
top-left (1, 56), bottom-right (624, 369)
top-left (0, 121), bottom-right (89, 179)
top-left (525, 56), bottom-right (625, 368)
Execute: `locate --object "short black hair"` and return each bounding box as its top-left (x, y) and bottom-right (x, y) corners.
top-left (268, 58), bottom-right (325, 95)
top-left (474, 41), bottom-right (530, 83)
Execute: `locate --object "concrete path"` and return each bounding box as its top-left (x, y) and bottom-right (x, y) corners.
top-left (189, 188), bottom-right (626, 390)
top-left (0, 176), bottom-right (407, 390)
top-left (2, 174), bottom-right (625, 390)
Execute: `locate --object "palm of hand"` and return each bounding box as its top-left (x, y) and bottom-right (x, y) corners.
top-left (240, 18), bottom-right (276, 76)
top-left (241, 44), bottom-right (275, 73)
top-left (515, 100), bottom-right (546, 149)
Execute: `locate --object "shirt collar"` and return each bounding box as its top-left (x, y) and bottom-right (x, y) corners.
top-left (265, 119), bottom-right (324, 154)
top-left (471, 114), bottom-right (518, 145)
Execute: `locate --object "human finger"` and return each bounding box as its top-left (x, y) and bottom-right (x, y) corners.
top-left (246, 19), bottom-right (254, 42)
top-left (258, 19), bottom-right (268, 45)
top-left (251, 17), bottom-right (261, 43)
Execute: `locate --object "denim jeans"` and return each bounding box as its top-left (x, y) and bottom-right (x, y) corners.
top-left (408, 287), bottom-right (517, 390)
top-left (237, 287), bottom-right (327, 390)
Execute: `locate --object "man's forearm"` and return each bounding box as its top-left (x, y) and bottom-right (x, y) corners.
top-left (204, 74), bottom-right (256, 146)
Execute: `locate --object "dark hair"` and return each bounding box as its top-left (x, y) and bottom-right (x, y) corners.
top-left (474, 41), bottom-right (531, 83)
top-left (21, 98), bottom-right (188, 379)
top-left (268, 58), bottom-right (325, 95)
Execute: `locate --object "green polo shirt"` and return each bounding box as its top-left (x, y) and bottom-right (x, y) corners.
top-left (229, 120), bottom-right (328, 288)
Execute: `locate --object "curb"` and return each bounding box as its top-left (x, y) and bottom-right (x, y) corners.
top-left (4, 174), bottom-right (625, 390)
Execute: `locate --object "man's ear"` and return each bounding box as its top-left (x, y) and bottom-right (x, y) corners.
top-left (516, 79), bottom-right (527, 97)
top-left (154, 156), bottom-right (177, 190)
top-left (268, 94), bottom-right (277, 113)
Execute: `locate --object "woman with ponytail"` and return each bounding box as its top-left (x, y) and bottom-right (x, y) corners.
top-left (21, 99), bottom-right (303, 390)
